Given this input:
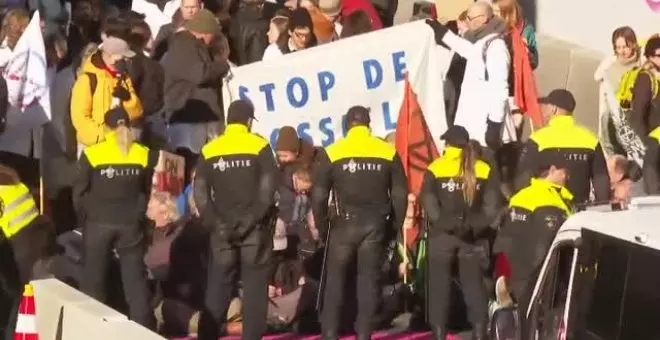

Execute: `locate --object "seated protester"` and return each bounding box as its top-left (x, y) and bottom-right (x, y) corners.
top-left (494, 158), bottom-right (573, 336)
top-left (144, 191), bottom-right (210, 335)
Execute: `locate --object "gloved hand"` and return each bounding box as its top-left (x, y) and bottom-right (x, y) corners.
top-left (112, 86), bottom-right (131, 101)
top-left (425, 19), bottom-right (449, 45)
top-left (114, 59), bottom-right (130, 75)
top-left (485, 119), bottom-right (502, 151)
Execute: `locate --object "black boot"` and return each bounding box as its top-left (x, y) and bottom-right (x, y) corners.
top-left (356, 333), bottom-right (371, 340)
top-left (473, 323), bottom-right (488, 340)
top-left (321, 330), bottom-right (339, 340)
top-left (432, 326), bottom-right (447, 340)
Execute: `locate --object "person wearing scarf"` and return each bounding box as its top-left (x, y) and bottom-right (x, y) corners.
top-left (426, 2), bottom-right (510, 154)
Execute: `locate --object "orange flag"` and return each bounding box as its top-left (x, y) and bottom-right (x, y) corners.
top-left (395, 77), bottom-right (440, 249)
top-left (512, 22), bottom-right (543, 128)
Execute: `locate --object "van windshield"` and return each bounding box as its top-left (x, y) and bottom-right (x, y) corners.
top-left (572, 229), bottom-right (660, 340)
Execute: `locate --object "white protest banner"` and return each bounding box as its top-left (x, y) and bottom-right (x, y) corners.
top-left (223, 21), bottom-right (451, 147)
top-left (2, 11), bottom-right (51, 129)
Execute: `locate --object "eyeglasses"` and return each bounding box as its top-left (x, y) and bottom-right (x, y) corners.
top-left (467, 14), bottom-right (484, 21)
top-left (293, 30), bottom-right (311, 40)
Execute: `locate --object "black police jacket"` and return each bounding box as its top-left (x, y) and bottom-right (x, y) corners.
top-left (495, 177), bottom-right (573, 275)
top-left (193, 123), bottom-right (278, 229)
top-left (311, 126), bottom-right (408, 239)
top-left (73, 133), bottom-right (157, 225)
top-left (515, 115), bottom-right (610, 204)
top-left (420, 146), bottom-right (502, 239)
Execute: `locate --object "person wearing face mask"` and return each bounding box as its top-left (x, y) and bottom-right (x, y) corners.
top-left (70, 36), bottom-right (143, 151)
top-left (494, 159), bottom-right (573, 338)
top-left (193, 99), bottom-right (278, 340)
top-left (262, 8), bottom-right (316, 60)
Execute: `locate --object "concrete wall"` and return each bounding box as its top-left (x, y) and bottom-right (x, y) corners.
top-left (534, 34), bottom-right (605, 133)
top-left (31, 279), bottom-right (165, 340)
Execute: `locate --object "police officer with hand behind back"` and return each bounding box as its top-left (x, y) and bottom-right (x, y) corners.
top-left (194, 99), bottom-right (278, 340)
top-left (419, 126), bottom-right (502, 340)
top-left (73, 107), bottom-right (158, 329)
top-left (312, 106), bottom-right (408, 340)
top-left (494, 158), bottom-right (573, 338)
top-left (515, 89), bottom-right (610, 205)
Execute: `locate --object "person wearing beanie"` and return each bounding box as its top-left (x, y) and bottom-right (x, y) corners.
top-left (163, 8), bottom-right (230, 154)
top-left (274, 125), bottom-right (315, 166)
top-left (494, 157), bottom-right (572, 338)
top-left (193, 99), bottom-right (278, 340)
top-left (311, 105), bottom-right (408, 340)
top-left (73, 106), bottom-right (158, 330)
top-left (629, 35), bottom-right (660, 141)
top-left (228, 0), bottom-right (269, 65)
top-left (263, 7), bottom-right (315, 60)
top-left (419, 125), bottom-right (501, 340)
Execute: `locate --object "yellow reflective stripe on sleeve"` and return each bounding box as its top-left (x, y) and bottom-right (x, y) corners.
top-left (0, 183), bottom-right (38, 238)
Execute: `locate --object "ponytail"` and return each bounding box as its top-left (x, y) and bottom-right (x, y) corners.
top-left (115, 122), bottom-right (134, 156)
top-left (459, 140), bottom-right (481, 206)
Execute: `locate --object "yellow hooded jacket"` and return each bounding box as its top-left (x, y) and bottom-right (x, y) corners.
top-left (70, 52), bottom-right (143, 146)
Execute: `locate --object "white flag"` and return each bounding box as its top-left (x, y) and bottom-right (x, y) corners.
top-left (2, 11), bottom-right (51, 128)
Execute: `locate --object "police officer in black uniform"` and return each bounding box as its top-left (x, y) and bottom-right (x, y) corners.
top-left (194, 100), bottom-right (278, 340)
top-left (311, 106), bottom-right (408, 340)
top-left (515, 89), bottom-right (610, 205)
top-left (73, 108), bottom-right (157, 329)
top-left (419, 126), bottom-right (502, 340)
top-left (495, 158), bottom-right (573, 338)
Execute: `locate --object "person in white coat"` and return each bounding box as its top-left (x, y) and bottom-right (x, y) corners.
top-left (426, 1), bottom-right (510, 157)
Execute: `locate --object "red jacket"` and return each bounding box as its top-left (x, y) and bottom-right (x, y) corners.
top-left (342, 0), bottom-right (383, 30)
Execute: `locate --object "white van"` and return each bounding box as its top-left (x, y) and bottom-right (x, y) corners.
top-left (523, 197), bottom-right (660, 340)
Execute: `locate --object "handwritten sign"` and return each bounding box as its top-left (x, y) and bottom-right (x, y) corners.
top-left (152, 150), bottom-right (185, 196)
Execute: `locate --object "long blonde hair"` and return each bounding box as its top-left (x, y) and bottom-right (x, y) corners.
top-left (115, 121), bottom-right (134, 156)
top-left (459, 140), bottom-right (482, 206)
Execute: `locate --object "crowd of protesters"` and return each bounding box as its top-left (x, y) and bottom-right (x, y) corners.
top-left (0, 0), bottom-right (659, 339)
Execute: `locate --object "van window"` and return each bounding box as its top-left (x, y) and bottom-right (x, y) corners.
top-left (619, 241), bottom-right (660, 339)
top-left (576, 229), bottom-right (660, 340)
top-left (582, 232), bottom-right (628, 339)
top-left (528, 243), bottom-right (575, 339)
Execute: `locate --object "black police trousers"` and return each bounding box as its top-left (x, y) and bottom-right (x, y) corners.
top-left (81, 221), bottom-right (155, 329)
top-left (198, 224), bottom-right (271, 340)
top-left (427, 233), bottom-right (488, 332)
top-left (320, 216), bottom-right (386, 339)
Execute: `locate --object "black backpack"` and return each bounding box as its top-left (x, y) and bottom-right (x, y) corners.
top-left (63, 72), bottom-right (97, 158)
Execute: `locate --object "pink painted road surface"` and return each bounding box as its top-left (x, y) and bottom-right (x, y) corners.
top-left (173, 332), bottom-right (463, 339)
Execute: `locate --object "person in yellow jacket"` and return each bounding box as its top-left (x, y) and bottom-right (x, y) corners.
top-left (0, 164), bottom-right (55, 339)
top-left (71, 36), bottom-right (143, 148)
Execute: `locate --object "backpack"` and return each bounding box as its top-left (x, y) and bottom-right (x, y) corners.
top-left (482, 32), bottom-right (509, 81)
top-left (616, 67), bottom-right (660, 110)
top-left (62, 72), bottom-right (97, 158)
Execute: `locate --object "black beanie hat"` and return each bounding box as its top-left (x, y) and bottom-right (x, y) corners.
top-left (289, 8), bottom-right (313, 31)
top-left (276, 126), bottom-right (301, 153)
